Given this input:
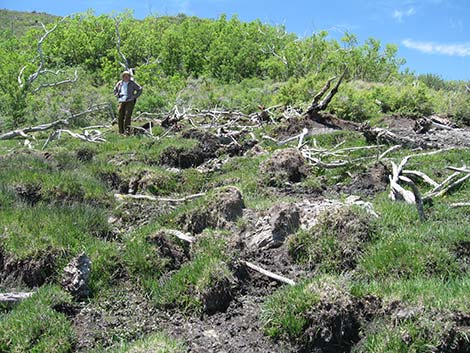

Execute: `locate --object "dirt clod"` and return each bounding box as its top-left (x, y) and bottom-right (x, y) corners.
top-left (179, 186), bottom-right (245, 234)
top-left (146, 231), bottom-right (190, 270)
top-left (15, 183), bottom-right (42, 205)
top-left (0, 248), bottom-right (56, 288)
top-left (260, 148), bottom-right (308, 186)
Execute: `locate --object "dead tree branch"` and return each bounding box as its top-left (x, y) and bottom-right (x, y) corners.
top-left (18, 16), bottom-right (76, 92)
top-left (244, 261), bottom-right (296, 286)
top-left (0, 292), bottom-right (34, 307)
top-left (0, 104), bottom-right (112, 141)
top-left (307, 71), bottom-right (346, 114)
top-left (399, 175), bottom-right (426, 221)
top-left (114, 17), bottom-right (130, 72)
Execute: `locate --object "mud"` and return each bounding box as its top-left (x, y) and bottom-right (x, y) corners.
top-left (340, 162), bottom-right (390, 197)
top-left (14, 182), bottom-right (42, 205)
top-left (0, 247), bottom-right (57, 288)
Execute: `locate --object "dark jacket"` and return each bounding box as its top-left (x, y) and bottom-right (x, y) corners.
top-left (113, 80), bottom-right (143, 102)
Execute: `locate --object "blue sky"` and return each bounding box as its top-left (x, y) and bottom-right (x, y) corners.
top-left (1, 0), bottom-right (469, 80)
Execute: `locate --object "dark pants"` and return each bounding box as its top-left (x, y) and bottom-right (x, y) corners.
top-left (118, 100), bottom-right (135, 134)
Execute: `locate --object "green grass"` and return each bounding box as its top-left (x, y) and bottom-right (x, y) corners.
top-left (148, 234), bottom-right (232, 313)
top-left (261, 280), bottom-right (321, 339)
top-left (0, 202), bottom-right (120, 292)
top-left (351, 276), bottom-right (470, 312)
top-left (103, 333), bottom-right (185, 353)
top-left (288, 207), bottom-right (375, 273)
top-left (0, 152), bottom-right (111, 204)
top-left (0, 285), bottom-right (75, 353)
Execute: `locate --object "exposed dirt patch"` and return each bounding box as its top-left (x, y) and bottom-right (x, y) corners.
top-left (274, 115), bottom-right (338, 140)
top-left (199, 276), bottom-right (234, 315)
top-left (72, 283), bottom-right (161, 352)
top-left (377, 115), bottom-right (417, 130)
top-left (76, 147), bottom-right (95, 162)
top-left (454, 240), bottom-right (470, 270)
top-left (98, 170), bottom-right (128, 193)
top-left (159, 145), bottom-right (208, 168)
top-left (14, 183), bottom-right (42, 205)
top-left (0, 247), bottom-right (57, 288)
top-left (301, 281), bottom-right (362, 353)
top-left (340, 162), bottom-right (390, 197)
top-left (159, 284), bottom-right (294, 353)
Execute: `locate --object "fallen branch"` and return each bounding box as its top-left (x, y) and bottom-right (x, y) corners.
top-left (0, 292), bottom-right (34, 307)
top-left (243, 261), bottom-right (296, 286)
top-left (424, 174), bottom-right (470, 201)
top-left (0, 104), bottom-right (112, 141)
top-left (402, 170), bottom-right (439, 188)
top-left (399, 175), bottom-right (426, 221)
top-left (447, 166), bottom-right (470, 174)
top-left (164, 229), bottom-right (196, 244)
top-left (378, 145), bottom-right (402, 160)
top-left (114, 192), bottom-right (206, 203)
top-left (450, 202), bottom-right (470, 208)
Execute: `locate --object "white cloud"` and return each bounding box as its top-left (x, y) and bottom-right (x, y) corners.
top-left (402, 39), bottom-right (470, 56)
top-left (393, 7), bottom-right (416, 22)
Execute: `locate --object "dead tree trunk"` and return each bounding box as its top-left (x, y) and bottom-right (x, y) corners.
top-left (307, 72), bottom-right (345, 115)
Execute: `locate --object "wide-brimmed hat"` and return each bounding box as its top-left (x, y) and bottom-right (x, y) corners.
top-left (121, 70), bottom-right (132, 78)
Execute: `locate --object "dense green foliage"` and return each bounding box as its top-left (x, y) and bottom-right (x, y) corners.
top-left (1, 9), bottom-right (468, 132)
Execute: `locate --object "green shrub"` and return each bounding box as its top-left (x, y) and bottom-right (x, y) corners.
top-left (328, 82), bottom-right (380, 122)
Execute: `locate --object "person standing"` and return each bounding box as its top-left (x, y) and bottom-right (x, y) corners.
top-left (113, 71), bottom-right (143, 134)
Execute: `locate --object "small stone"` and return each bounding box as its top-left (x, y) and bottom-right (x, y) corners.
top-left (61, 253), bottom-right (91, 300)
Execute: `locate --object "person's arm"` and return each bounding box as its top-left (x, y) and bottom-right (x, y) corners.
top-left (113, 81), bottom-right (121, 97)
top-left (132, 81), bottom-right (143, 100)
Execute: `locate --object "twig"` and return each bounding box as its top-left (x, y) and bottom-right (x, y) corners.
top-left (379, 145), bottom-right (402, 160)
top-left (0, 104), bottom-right (111, 141)
top-left (243, 261), bottom-right (296, 286)
top-left (450, 202), bottom-right (470, 208)
top-left (164, 229), bottom-right (196, 243)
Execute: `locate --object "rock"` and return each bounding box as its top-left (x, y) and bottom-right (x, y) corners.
top-left (61, 253), bottom-right (91, 300)
top-left (248, 203), bottom-right (300, 249)
top-left (260, 148), bottom-right (308, 186)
